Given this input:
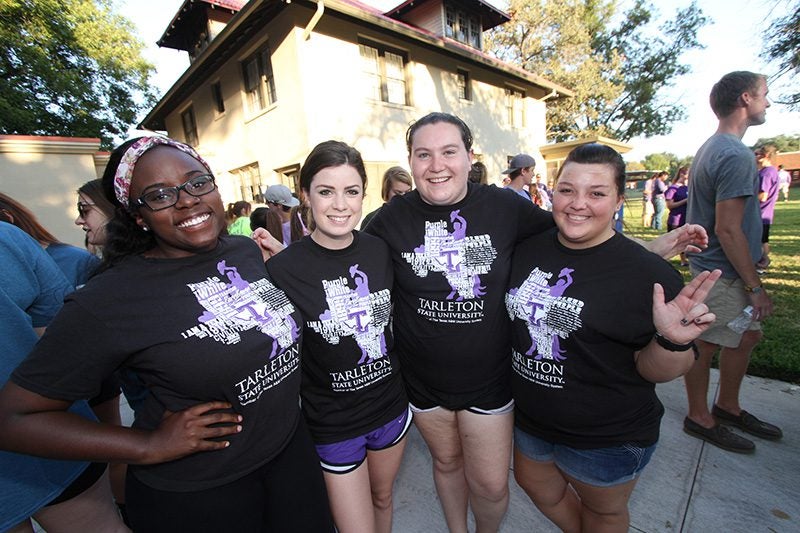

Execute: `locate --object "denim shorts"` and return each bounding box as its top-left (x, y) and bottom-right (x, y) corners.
top-left (514, 427), bottom-right (656, 488)
top-left (315, 406), bottom-right (412, 474)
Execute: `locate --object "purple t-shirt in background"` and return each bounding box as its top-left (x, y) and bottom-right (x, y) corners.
top-left (665, 184), bottom-right (688, 227)
top-left (759, 166), bottom-right (780, 223)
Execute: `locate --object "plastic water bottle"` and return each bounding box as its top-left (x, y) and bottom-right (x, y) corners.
top-left (727, 306), bottom-right (754, 334)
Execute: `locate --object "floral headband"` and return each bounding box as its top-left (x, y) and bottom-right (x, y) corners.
top-left (113, 136), bottom-right (211, 208)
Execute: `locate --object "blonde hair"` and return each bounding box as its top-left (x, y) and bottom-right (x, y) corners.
top-left (381, 166), bottom-right (412, 202)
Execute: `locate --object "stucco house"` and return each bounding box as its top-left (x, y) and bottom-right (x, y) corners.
top-left (140, 0), bottom-right (572, 214)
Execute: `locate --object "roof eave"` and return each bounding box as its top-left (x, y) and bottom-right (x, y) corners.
top-left (157, 0), bottom-right (245, 49)
top-left (539, 135), bottom-right (632, 155)
top-left (325, 0), bottom-right (573, 97)
top-left (141, 0), bottom-right (275, 130)
top-left (384, 0), bottom-right (510, 30)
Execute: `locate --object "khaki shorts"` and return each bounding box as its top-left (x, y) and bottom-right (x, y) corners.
top-left (691, 272), bottom-right (761, 348)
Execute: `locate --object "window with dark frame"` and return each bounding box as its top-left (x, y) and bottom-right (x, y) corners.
top-left (457, 69), bottom-right (471, 101)
top-left (468, 18), bottom-right (481, 49)
top-left (505, 87), bottom-right (525, 128)
top-left (359, 40), bottom-right (408, 106)
top-left (242, 43), bottom-right (277, 114)
top-left (211, 81), bottom-right (225, 114)
top-left (445, 9), bottom-right (455, 38)
top-left (445, 5), bottom-right (482, 49)
top-left (230, 162), bottom-right (263, 202)
top-left (181, 106), bottom-right (198, 146)
top-left (275, 165), bottom-right (301, 194)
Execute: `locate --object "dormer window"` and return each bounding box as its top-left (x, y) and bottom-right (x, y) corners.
top-left (445, 5), bottom-right (482, 49)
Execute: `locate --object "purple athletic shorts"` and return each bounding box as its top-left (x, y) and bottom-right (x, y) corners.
top-left (315, 406), bottom-right (412, 474)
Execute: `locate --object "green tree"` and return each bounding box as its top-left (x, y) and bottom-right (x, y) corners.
top-left (761, 1), bottom-right (799, 109)
top-left (642, 152), bottom-right (677, 172)
top-left (486, 0), bottom-right (708, 142)
top-left (0, 0), bottom-right (156, 147)
top-left (751, 134), bottom-right (800, 153)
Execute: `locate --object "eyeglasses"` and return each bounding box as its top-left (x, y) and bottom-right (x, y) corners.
top-left (77, 202), bottom-right (96, 217)
top-left (134, 174), bottom-right (217, 211)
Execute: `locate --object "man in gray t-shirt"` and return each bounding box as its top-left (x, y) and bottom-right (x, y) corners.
top-left (683, 71), bottom-right (782, 454)
top-left (687, 135), bottom-right (762, 277)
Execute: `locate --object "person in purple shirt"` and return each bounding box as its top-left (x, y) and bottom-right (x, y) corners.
top-left (666, 166), bottom-right (690, 266)
top-left (755, 144), bottom-right (780, 270)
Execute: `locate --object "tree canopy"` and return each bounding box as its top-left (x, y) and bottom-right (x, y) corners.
top-left (761, 1), bottom-right (799, 109)
top-left (641, 152), bottom-right (677, 172)
top-left (486, 0), bottom-right (708, 143)
top-left (638, 152), bottom-right (693, 178)
top-left (0, 0), bottom-right (156, 148)
top-left (751, 134), bottom-right (800, 153)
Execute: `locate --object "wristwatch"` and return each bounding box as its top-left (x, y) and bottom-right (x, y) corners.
top-left (744, 284), bottom-right (763, 294)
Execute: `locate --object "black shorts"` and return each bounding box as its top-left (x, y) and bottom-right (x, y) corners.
top-left (762, 223), bottom-right (771, 243)
top-left (125, 418), bottom-right (334, 532)
top-left (403, 368), bottom-right (512, 413)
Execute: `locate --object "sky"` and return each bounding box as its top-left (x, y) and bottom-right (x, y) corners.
top-left (118, 0), bottom-right (799, 161)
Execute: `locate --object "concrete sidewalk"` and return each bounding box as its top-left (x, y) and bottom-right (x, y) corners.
top-left (390, 371), bottom-right (799, 532)
top-left (117, 370), bottom-right (798, 532)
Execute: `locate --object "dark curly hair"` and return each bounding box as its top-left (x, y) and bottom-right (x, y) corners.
top-left (97, 138), bottom-right (157, 271)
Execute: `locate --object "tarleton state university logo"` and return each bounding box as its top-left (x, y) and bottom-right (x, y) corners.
top-left (182, 260), bottom-right (299, 354)
top-left (308, 264), bottom-right (391, 364)
top-left (506, 267), bottom-right (583, 361)
top-left (402, 210), bottom-right (497, 300)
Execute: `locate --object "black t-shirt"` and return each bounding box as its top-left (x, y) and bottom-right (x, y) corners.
top-left (366, 183), bottom-right (554, 408)
top-left (507, 229), bottom-right (683, 448)
top-left (266, 232), bottom-right (407, 443)
top-left (12, 236), bottom-right (303, 491)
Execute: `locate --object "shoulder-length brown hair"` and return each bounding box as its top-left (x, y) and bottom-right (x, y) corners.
top-left (0, 192), bottom-right (60, 245)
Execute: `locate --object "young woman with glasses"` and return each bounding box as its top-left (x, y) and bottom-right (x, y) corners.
top-left (75, 178), bottom-right (116, 255)
top-left (0, 136), bottom-right (334, 532)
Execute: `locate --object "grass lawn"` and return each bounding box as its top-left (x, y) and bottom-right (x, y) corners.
top-left (621, 190), bottom-right (800, 384)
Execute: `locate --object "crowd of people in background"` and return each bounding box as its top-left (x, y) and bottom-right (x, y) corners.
top-left (640, 138), bottom-right (790, 250)
top-left (0, 70), bottom-right (788, 533)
